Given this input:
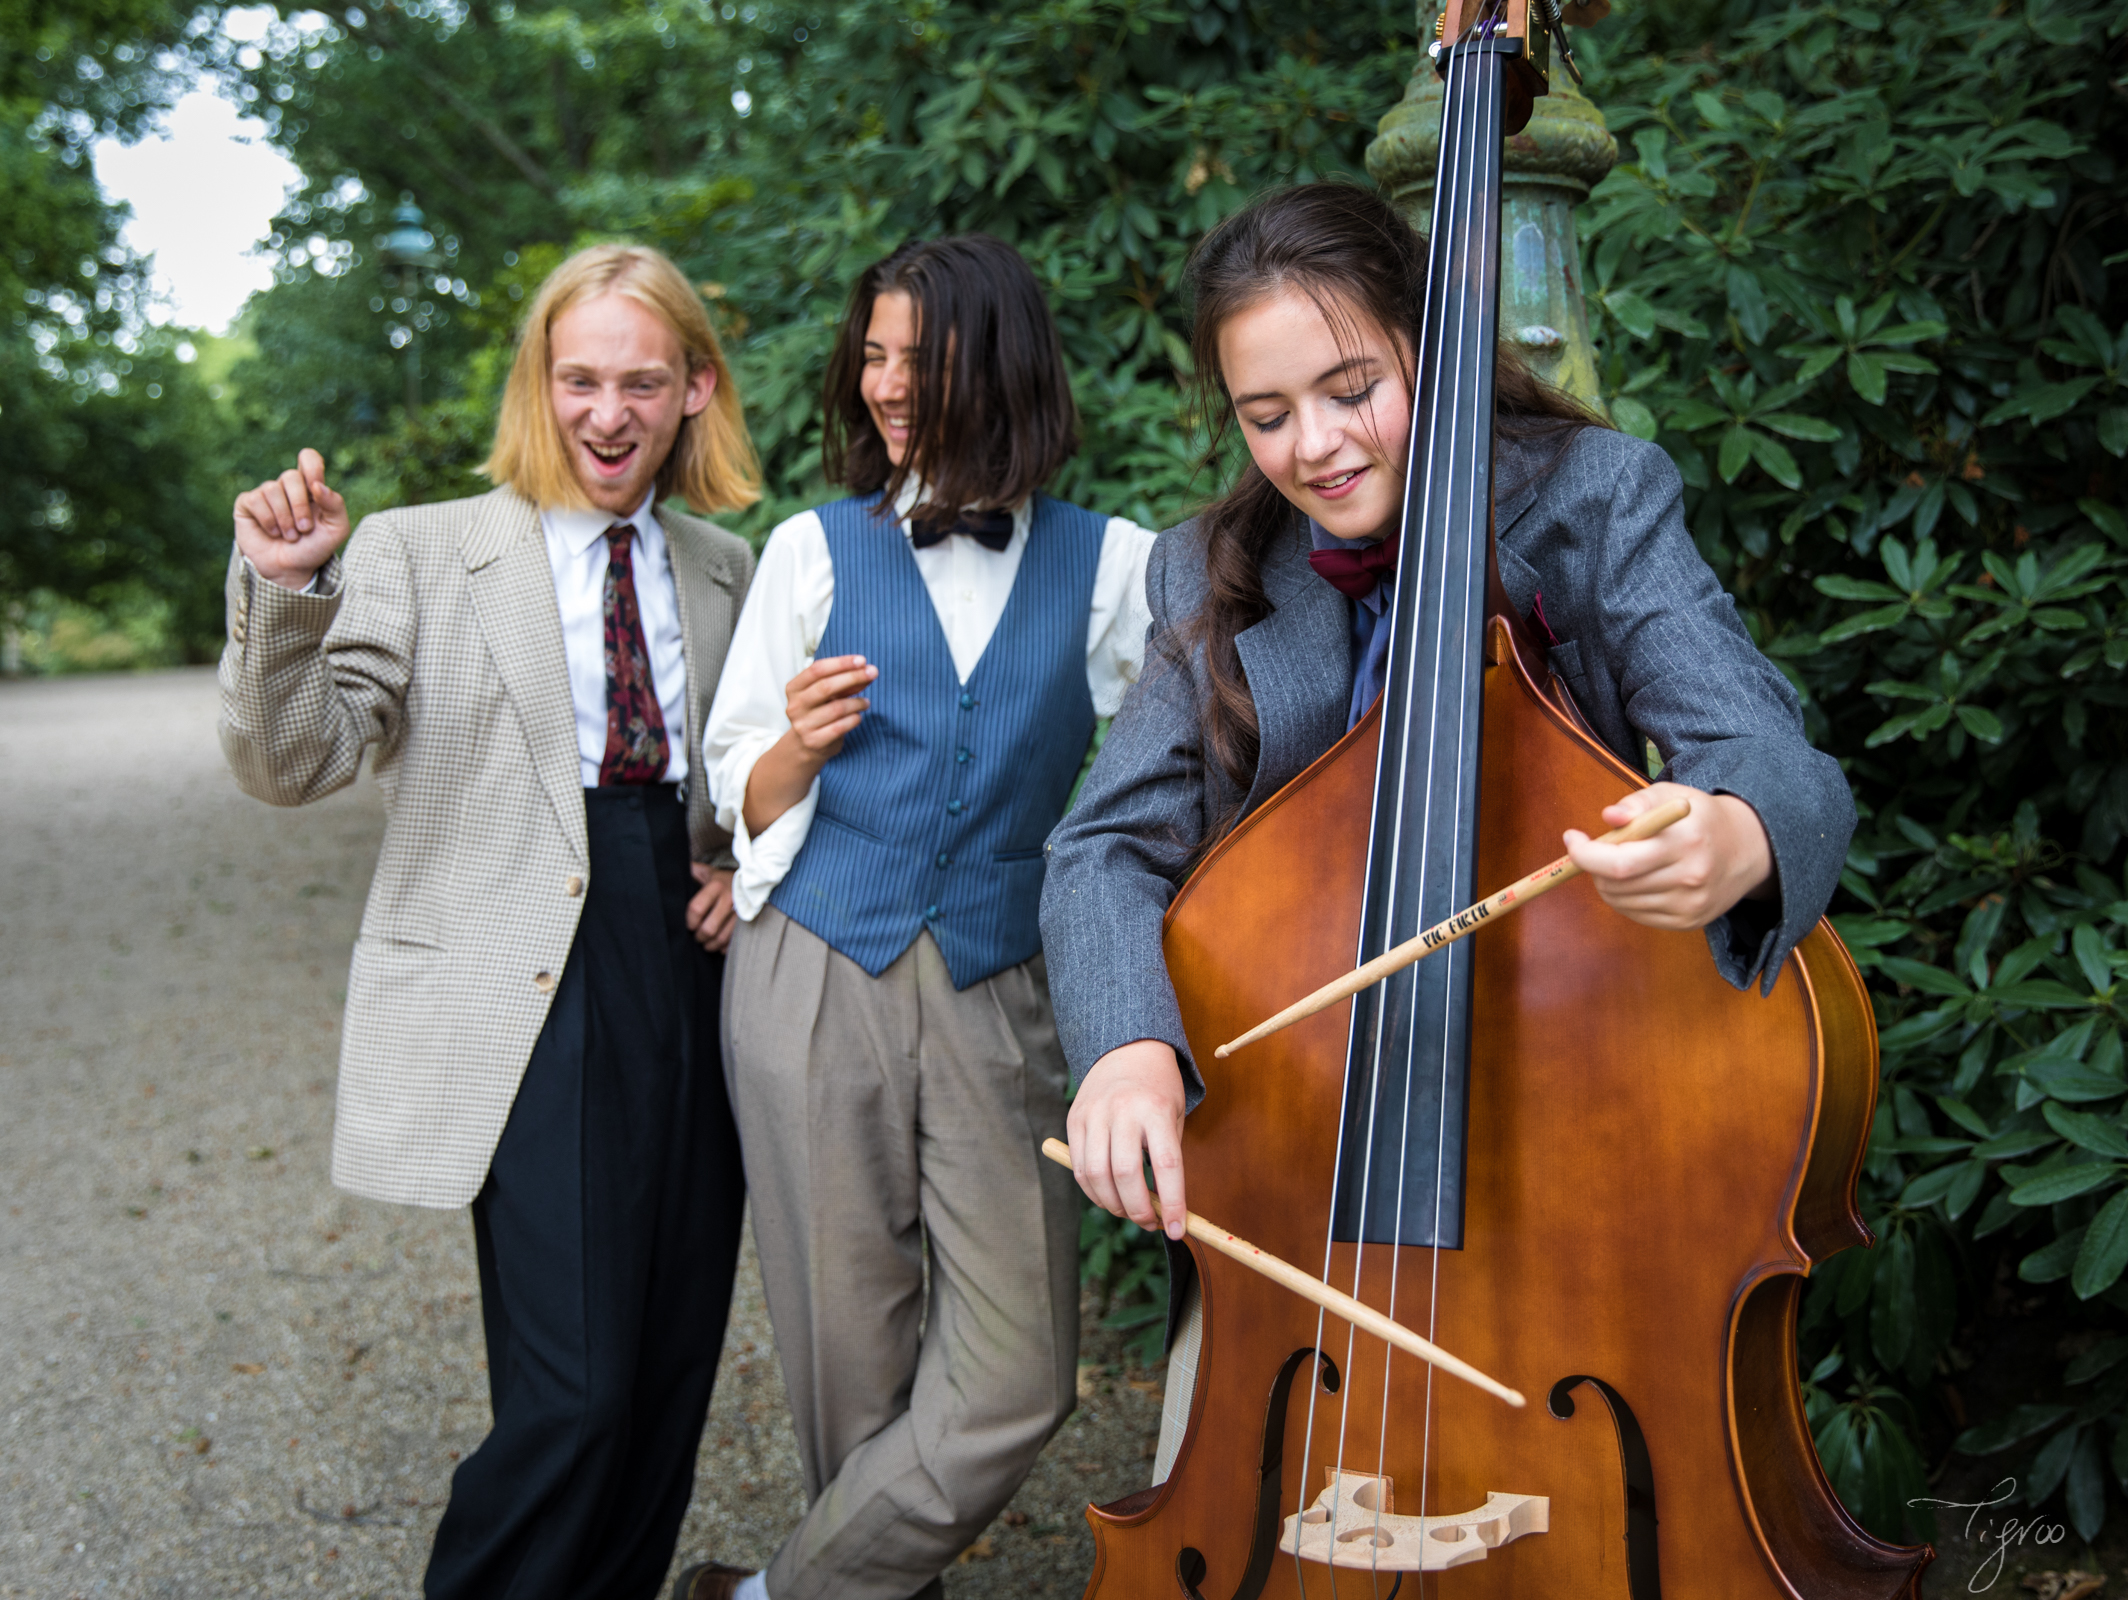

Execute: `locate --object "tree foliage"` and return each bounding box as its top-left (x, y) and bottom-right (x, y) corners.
top-left (1579, 0), bottom-right (2128, 1544)
top-left (1, 0), bottom-right (234, 644)
top-left (209, 0), bottom-right (1412, 530)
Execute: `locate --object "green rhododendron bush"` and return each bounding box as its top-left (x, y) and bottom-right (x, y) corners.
top-left (1580, 0), bottom-right (2127, 1544)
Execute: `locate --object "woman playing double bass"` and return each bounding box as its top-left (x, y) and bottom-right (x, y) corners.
top-left (1046, 180), bottom-right (1850, 1242)
top-left (1038, 179), bottom-right (1913, 1596)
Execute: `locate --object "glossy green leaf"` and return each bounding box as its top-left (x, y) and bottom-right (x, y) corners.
top-left (1876, 956), bottom-right (1972, 997)
top-left (1954, 704), bottom-right (2004, 742)
top-left (2025, 1058), bottom-right (2127, 1104)
top-left (1974, 1128), bottom-right (2060, 1160)
top-left (1609, 394), bottom-right (1658, 440)
top-left (2021, 1226), bottom-right (2088, 1282)
top-left (2074, 925), bottom-right (2115, 994)
top-left (1848, 350), bottom-right (1889, 405)
top-left (1955, 1403), bottom-right (2073, 1455)
top-left (2047, 1102), bottom-right (2128, 1159)
top-left (1715, 424), bottom-right (1754, 483)
top-left (1759, 411), bottom-right (1842, 441)
top-left (2068, 1429), bottom-right (2108, 1541)
top-left (1606, 290), bottom-right (1658, 341)
top-left (2010, 1163), bottom-right (2122, 1207)
top-left (2074, 1189), bottom-right (2128, 1299)
top-left (1945, 1158), bottom-right (1988, 1220)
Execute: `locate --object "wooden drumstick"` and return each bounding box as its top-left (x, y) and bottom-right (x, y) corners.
top-left (1215, 798), bottom-right (1691, 1060)
top-left (1040, 1138), bottom-right (1524, 1408)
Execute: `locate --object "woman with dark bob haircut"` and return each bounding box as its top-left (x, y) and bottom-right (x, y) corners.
top-left (1040, 182), bottom-right (1855, 1481)
top-left (691, 234), bottom-right (1156, 1600)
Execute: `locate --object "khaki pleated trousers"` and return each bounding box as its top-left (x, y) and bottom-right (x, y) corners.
top-left (722, 905), bottom-right (1080, 1600)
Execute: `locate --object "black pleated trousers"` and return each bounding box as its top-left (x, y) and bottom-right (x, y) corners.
top-left (425, 785), bottom-right (746, 1600)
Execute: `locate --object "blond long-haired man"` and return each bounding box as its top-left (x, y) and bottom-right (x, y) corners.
top-left (219, 244), bottom-right (760, 1599)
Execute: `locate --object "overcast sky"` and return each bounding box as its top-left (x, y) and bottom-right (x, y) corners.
top-left (92, 12), bottom-right (303, 336)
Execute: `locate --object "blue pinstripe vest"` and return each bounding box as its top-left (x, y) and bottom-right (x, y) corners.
top-left (769, 492), bottom-right (1105, 989)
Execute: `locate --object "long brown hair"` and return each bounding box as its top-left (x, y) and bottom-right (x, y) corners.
top-left (484, 243), bottom-right (761, 514)
top-left (820, 234), bottom-right (1078, 524)
top-left (1181, 181), bottom-right (1600, 803)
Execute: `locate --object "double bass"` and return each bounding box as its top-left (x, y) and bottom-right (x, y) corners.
top-left (1078, 4), bottom-right (1936, 1594)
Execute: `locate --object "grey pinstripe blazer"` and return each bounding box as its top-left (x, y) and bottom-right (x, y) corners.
top-left (217, 485), bottom-right (754, 1208)
top-left (1040, 426), bottom-right (1855, 1101)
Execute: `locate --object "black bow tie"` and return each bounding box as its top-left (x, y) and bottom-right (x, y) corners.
top-left (909, 508), bottom-right (1015, 552)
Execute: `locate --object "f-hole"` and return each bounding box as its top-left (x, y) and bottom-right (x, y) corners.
top-left (1175, 1347), bottom-right (1340, 1600)
top-left (1549, 1374), bottom-right (1662, 1600)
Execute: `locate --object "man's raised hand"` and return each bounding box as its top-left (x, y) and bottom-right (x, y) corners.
top-left (234, 448), bottom-right (352, 591)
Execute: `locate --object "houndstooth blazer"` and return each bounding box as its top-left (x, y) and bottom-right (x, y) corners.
top-left (217, 484), bottom-right (755, 1209)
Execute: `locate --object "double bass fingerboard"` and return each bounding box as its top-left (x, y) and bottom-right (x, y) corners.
top-left (1332, 25), bottom-right (1516, 1250)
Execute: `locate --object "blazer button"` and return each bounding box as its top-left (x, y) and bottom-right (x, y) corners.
top-left (564, 875), bottom-right (584, 897)
top-left (231, 622), bottom-right (247, 644)
top-left (533, 971), bottom-right (557, 993)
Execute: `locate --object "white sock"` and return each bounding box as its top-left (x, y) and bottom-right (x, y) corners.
top-left (734, 1573), bottom-right (771, 1600)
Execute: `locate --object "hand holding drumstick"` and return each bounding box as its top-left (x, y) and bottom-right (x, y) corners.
top-left (1217, 796), bottom-right (1694, 1059)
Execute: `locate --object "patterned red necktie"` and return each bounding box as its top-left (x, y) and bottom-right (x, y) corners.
top-left (598, 523), bottom-right (671, 786)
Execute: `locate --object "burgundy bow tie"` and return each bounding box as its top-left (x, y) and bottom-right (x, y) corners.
top-left (1308, 535), bottom-right (1399, 599)
top-left (910, 508), bottom-right (1015, 552)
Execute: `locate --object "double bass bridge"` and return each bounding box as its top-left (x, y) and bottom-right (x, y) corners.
top-left (1278, 1471), bottom-right (1548, 1572)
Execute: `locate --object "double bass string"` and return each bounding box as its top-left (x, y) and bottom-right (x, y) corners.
top-left (1304, 7), bottom-right (1501, 1587)
top-left (1288, 17), bottom-right (1483, 1586)
top-left (1406, 14), bottom-right (1500, 1581)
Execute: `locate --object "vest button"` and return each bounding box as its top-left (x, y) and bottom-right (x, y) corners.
top-left (936, 852), bottom-right (951, 868)
top-left (925, 903), bottom-right (940, 921)
top-left (946, 798), bottom-right (963, 815)
top-left (959, 692), bottom-right (976, 709)
top-left (956, 747), bottom-right (971, 764)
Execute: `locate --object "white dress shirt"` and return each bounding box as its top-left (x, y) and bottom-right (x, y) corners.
top-left (704, 484), bottom-right (1157, 920)
top-left (542, 495), bottom-right (690, 788)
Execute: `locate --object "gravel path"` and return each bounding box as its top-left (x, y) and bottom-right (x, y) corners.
top-left (0, 667), bottom-right (1161, 1600)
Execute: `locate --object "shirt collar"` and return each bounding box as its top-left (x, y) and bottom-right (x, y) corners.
top-left (543, 492), bottom-right (658, 558)
top-left (1308, 517), bottom-right (1382, 554)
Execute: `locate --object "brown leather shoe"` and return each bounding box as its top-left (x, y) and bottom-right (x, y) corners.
top-left (670, 1562), bottom-right (753, 1600)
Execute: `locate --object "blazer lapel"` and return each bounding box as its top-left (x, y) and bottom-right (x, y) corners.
top-left (1235, 523), bottom-right (1352, 816)
top-left (1490, 436), bottom-right (1552, 619)
top-left (661, 506), bottom-right (750, 853)
top-left (661, 513), bottom-right (718, 786)
top-left (462, 488), bottom-right (587, 865)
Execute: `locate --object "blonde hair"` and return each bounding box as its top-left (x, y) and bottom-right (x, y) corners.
top-left (484, 243), bottom-right (762, 514)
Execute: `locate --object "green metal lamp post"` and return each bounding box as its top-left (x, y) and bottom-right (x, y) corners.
top-left (1364, 7), bottom-right (1618, 409)
top-left (378, 197), bottom-right (441, 418)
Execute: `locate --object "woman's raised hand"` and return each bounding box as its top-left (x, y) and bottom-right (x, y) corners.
top-left (741, 655), bottom-right (880, 836)
top-left (783, 655), bottom-right (878, 761)
top-left (233, 448), bottom-right (352, 591)
top-left (1563, 780), bottom-right (1776, 931)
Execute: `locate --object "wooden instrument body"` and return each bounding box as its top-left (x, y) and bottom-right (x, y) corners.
top-left (1084, 617), bottom-right (1930, 1598)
